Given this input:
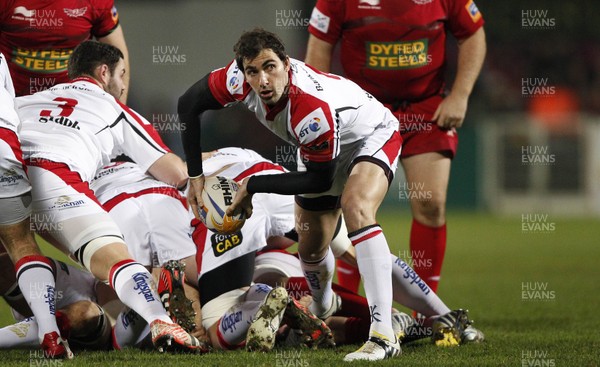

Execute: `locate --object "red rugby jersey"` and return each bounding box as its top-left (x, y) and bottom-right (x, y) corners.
top-left (308, 0), bottom-right (484, 104)
top-left (0, 0), bottom-right (119, 96)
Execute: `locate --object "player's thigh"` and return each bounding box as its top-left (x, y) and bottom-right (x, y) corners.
top-left (108, 199), bottom-right (152, 266)
top-left (27, 166), bottom-right (124, 259)
top-left (344, 161), bottom-right (390, 208)
top-left (340, 161), bottom-right (391, 232)
top-left (146, 195), bottom-right (196, 267)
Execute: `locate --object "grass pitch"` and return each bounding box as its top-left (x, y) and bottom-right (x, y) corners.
top-left (0, 211), bottom-right (598, 366)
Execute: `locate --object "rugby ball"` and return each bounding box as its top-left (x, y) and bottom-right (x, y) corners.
top-left (200, 176), bottom-right (246, 234)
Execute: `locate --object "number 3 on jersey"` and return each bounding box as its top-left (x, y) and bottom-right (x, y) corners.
top-left (38, 97), bottom-right (81, 130)
top-left (40, 97), bottom-right (78, 117)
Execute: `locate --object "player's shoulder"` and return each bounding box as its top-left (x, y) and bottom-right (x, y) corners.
top-left (209, 60), bottom-right (250, 102)
top-left (86, 0), bottom-right (116, 8)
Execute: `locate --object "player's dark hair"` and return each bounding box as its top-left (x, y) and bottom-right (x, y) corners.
top-left (68, 41), bottom-right (124, 79)
top-left (234, 28), bottom-right (287, 73)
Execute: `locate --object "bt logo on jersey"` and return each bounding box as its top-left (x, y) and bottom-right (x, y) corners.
top-left (300, 119), bottom-right (321, 138)
top-left (295, 109), bottom-right (330, 144)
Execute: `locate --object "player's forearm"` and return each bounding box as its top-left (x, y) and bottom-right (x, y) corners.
top-left (451, 27), bottom-right (486, 99)
top-left (178, 74), bottom-right (222, 177)
top-left (148, 152), bottom-right (188, 189)
top-left (247, 160), bottom-right (337, 195)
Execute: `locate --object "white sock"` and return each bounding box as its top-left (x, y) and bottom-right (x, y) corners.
top-left (15, 255), bottom-right (61, 342)
top-left (350, 225), bottom-right (395, 340)
top-left (0, 317), bottom-right (40, 349)
top-left (216, 284), bottom-right (273, 349)
top-left (112, 307), bottom-right (151, 349)
top-left (300, 248), bottom-right (334, 317)
top-left (390, 254), bottom-right (451, 316)
top-left (109, 260), bottom-right (171, 325)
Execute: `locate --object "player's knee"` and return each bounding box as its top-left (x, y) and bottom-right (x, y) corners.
top-left (298, 243), bottom-right (329, 261)
top-left (75, 235), bottom-right (126, 273)
top-left (341, 198), bottom-right (376, 231)
top-left (413, 197), bottom-right (446, 225)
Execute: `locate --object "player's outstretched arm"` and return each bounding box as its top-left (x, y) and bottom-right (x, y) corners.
top-left (178, 74), bottom-right (224, 214)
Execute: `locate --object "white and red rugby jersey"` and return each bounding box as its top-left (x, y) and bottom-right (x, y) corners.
top-left (15, 78), bottom-right (169, 181)
top-left (208, 58), bottom-right (398, 164)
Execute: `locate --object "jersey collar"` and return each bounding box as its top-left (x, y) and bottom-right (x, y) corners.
top-left (70, 76), bottom-right (102, 88)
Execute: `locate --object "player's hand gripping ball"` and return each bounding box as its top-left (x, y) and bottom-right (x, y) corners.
top-left (200, 176), bottom-right (246, 234)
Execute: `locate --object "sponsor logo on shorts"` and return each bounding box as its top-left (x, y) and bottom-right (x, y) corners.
top-left (211, 232), bottom-right (243, 257)
top-left (49, 195), bottom-right (85, 210)
top-left (0, 168), bottom-right (26, 186)
top-left (366, 40), bottom-right (430, 69)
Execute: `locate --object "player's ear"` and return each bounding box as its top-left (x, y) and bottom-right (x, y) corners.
top-left (94, 64), bottom-right (110, 87)
top-left (284, 56), bottom-right (290, 72)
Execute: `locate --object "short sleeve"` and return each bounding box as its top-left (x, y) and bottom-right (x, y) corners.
top-left (289, 91), bottom-right (338, 163)
top-left (208, 60), bottom-right (252, 107)
top-left (91, 0), bottom-right (120, 38)
top-left (445, 0), bottom-right (485, 40)
top-left (307, 0), bottom-right (345, 45)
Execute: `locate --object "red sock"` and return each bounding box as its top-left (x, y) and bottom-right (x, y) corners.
top-left (409, 219), bottom-right (446, 293)
top-left (335, 259), bottom-right (360, 293)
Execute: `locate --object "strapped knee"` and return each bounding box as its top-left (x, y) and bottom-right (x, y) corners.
top-left (75, 235), bottom-right (125, 271)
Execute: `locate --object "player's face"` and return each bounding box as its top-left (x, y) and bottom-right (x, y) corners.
top-left (106, 58), bottom-right (126, 100)
top-left (243, 49), bottom-right (289, 107)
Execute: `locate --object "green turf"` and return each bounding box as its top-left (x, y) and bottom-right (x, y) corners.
top-left (1, 211), bottom-right (599, 366)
